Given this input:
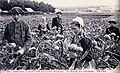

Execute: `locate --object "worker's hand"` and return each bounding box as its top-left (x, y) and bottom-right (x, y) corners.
top-left (6, 43), bottom-right (16, 48)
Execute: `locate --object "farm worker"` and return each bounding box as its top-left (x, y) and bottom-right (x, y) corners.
top-left (3, 7), bottom-right (32, 53)
top-left (68, 17), bottom-right (93, 69)
top-left (105, 19), bottom-right (120, 61)
top-left (38, 16), bottom-right (50, 31)
top-left (63, 17), bottom-right (85, 53)
top-left (105, 19), bottom-right (120, 41)
top-left (52, 9), bottom-right (63, 31)
top-left (70, 17), bottom-right (85, 46)
top-left (38, 17), bottom-right (50, 37)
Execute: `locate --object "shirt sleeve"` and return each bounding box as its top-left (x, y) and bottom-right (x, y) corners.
top-left (38, 24), bottom-right (41, 30)
top-left (3, 24), bottom-right (9, 44)
top-left (47, 24), bottom-right (50, 30)
top-left (24, 22), bottom-right (33, 48)
top-left (116, 27), bottom-right (120, 37)
top-left (52, 18), bottom-right (56, 28)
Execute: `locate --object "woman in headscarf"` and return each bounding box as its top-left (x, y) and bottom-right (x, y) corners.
top-left (64, 17), bottom-right (93, 69)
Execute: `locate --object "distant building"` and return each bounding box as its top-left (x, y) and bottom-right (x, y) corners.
top-left (115, 10), bottom-right (120, 12)
top-left (2, 10), bottom-right (8, 13)
top-left (25, 8), bottom-right (34, 12)
top-left (10, 0), bottom-right (28, 2)
top-left (87, 8), bottom-right (97, 12)
top-left (62, 10), bottom-right (78, 13)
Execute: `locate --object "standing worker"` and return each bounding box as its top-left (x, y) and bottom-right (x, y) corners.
top-left (3, 7), bottom-right (32, 54)
top-left (38, 17), bottom-right (50, 37)
top-left (52, 9), bottom-right (63, 31)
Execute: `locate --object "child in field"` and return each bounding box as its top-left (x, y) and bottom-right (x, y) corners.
top-left (38, 17), bottom-right (50, 37)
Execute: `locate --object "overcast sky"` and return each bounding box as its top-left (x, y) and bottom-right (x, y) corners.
top-left (30, 0), bottom-right (119, 9)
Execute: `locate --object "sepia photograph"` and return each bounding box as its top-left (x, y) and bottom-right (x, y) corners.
top-left (0, 0), bottom-right (120, 73)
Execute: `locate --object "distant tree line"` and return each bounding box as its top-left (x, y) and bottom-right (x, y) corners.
top-left (0, 0), bottom-right (55, 13)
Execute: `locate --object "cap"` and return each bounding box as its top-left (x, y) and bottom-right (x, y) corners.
top-left (9, 7), bottom-right (24, 15)
top-left (55, 9), bottom-right (62, 14)
top-left (108, 19), bottom-right (117, 24)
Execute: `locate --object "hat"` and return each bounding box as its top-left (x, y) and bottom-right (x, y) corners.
top-left (9, 7), bottom-right (24, 15)
top-left (72, 17), bottom-right (84, 27)
top-left (55, 9), bottom-right (62, 14)
top-left (108, 19), bottom-right (117, 24)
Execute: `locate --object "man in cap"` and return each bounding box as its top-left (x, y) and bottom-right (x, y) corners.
top-left (52, 9), bottom-right (63, 31)
top-left (3, 7), bottom-right (32, 52)
top-left (105, 19), bottom-right (120, 62)
top-left (105, 19), bottom-right (120, 41)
